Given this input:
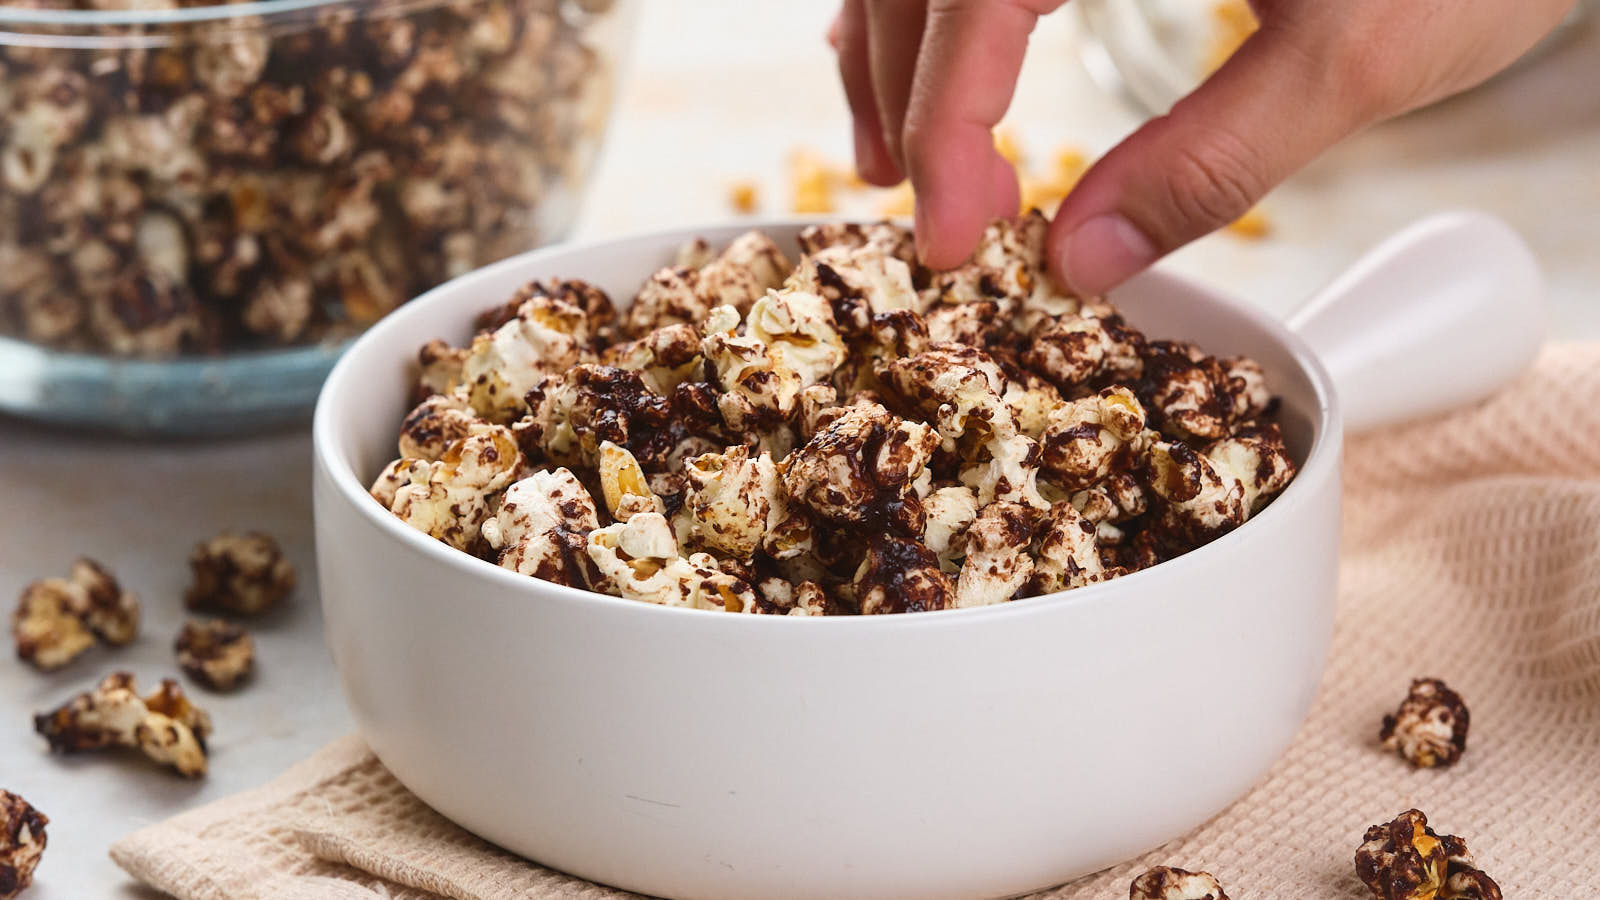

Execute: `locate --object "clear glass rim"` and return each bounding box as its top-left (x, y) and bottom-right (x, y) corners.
top-left (0, 0), bottom-right (472, 32)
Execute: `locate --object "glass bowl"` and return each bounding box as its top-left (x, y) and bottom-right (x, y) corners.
top-left (0, 0), bottom-right (635, 434)
top-left (1075, 0), bottom-right (1593, 117)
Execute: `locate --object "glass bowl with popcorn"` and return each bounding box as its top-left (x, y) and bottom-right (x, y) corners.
top-left (312, 212), bottom-right (1541, 898)
top-left (0, 0), bottom-right (635, 434)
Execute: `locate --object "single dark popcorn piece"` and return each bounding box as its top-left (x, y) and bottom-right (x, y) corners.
top-left (1379, 678), bottom-right (1470, 767)
top-left (1129, 866), bottom-right (1230, 900)
top-left (35, 672), bottom-right (213, 778)
top-left (1355, 809), bottom-right (1501, 900)
top-left (11, 558), bottom-right (140, 671)
top-left (185, 531), bottom-right (296, 616)
top-left (0, 791), bottom-right (47, 900)
top-left (175, 619), bottom-right (256, 691)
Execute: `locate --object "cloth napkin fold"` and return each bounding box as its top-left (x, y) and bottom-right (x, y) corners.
top-left (112, 344), bottom-right (1600, 899)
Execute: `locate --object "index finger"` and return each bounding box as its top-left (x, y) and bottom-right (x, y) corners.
top-left (902, 0), bottom-right (1064, 268)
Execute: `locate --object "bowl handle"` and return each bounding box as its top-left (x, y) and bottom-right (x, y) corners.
top-left (1284, 210), bottom-right (1545, 433)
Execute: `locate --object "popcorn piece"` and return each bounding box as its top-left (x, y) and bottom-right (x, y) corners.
top-left (1129, 866), bottom-right (1231, 900)
top-left (796, 221), bottom-right (916, 268)
top-left (1354, 810), bottom-right (1503, 900)
top-left (480, 468), bottom-right (603, 588)
top-left (413, 338), bottom-right (469, 402)
top-left (474, 279), bottom-right (617, 347)
top-left (175, 619), bottom-right (255, 691)
top-left (701, 305), bottom-right (803, 430)
top-left (370, 457), bottom-right (432, 508)
top-left (523, 365), bottom-right (677, 470)
top-left (1204, 423), bottom-right (1296, 514)
top-left (854, 534), bottom-right (953, 614)
top-left (680, 445), bottom-right (782, 560)
top-left (879, 344), bottom-right (1015, 442)
top-left (623, 266), bottom-right (712, 337)
top-left (921, 214), bottom-right (1077, 327)
top-left (717, 230), bottom-right (792, 294)
top-left (462, 294), bottom-right (592, 422)
top-left (954, 501), bottom-right (1035, 608)
top-left (1140, 341), bottom-right (1228, 441)
top-left (597, 441), bottom-right (663, 522)
top-left (1215, 356), bottom-right (1272, 426)
top-left (785, 243), bottom-right (917, 336)
top-left (386, 427), bottom-right (523, 552)
top-left (587, 513), bottom-right (756, 611)
top-left (34, 672), bottom-right (213, 777)
top-left (782, 402), bottom-right (939, 526)
top-left (398, 391), bottom-right (481, 460)
top-left (604, 322), bottom-right (703, 395)
top-left (11, 558), bottom-right (140, 671)
top-left (622, 231), bottom-right (791, 337)
top-left (1379, 678), bottom-right (1470, 768)
top-left (923, 485), bottom-right (981, 571)
top-left (1039, 386), bottom-right (1151, 491)
top-left (185, 531), bottom-right (296, 615)
top-left (1148, 440), bottom-right (1246, 545)
top-left (1023, 312), bottom-right (1144, 392)
top-left (755, 578), bottom-right (830, 616)
top-left (745, 289), bottom-right (846, 387)
top-left (1030, 500), bottom-right (1105, 594)
top-left (11, 581), bottom-right (93, 672)
top-left (0, 790), bottom-right (47, 900)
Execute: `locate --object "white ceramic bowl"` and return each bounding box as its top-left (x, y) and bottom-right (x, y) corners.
top-left (313, 213), bottom-right (1542, 900)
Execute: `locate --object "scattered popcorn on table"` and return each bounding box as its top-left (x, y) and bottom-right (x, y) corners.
top-left (11, 558), bottom-right (139, 671)
top-left (35, 672), bottom-right (213, 778)
top-left (750, 136), bottom-right (1272, 234)
top-left (728, 181), bottom-right (759, 214)
top-left (185, 531), bottom-right (296, 616)
top-left (175, 620), bottom-right (255, 692)
top-left (372, 214), bottom-right (1298, 614)
top-left (1355, 809), bottom-right (1501, 900)
top-left (0, 790), bottom-right (46, 900)
top-left (1380, 677), bottom-right (1470, 768)
top-left (1129, 866), bottom-right (1230, 900)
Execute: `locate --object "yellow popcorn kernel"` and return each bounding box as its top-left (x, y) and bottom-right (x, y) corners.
top-left (1226, 205), bottom-right (1271, 239)
top-left (728, 180), bottom-right (758, 214)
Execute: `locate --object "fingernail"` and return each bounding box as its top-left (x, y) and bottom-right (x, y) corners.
top-left (1057, 213), bottom-right (1159, 296)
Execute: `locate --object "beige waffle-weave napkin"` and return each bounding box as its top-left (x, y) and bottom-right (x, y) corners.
top-left (112, 344), bottom-right (1600, 899)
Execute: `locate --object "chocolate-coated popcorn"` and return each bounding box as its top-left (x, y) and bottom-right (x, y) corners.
top-left (373, 220), bottom-right (1297, 613)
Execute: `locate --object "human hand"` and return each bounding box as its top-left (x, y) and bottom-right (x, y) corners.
top-left (832, 0), bottom-right (1574, 294)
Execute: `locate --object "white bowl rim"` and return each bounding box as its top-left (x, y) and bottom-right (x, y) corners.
top-left (313, 216), bottom-right (1341, 629)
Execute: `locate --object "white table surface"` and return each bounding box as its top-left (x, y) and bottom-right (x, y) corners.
top-left (2, 2), bottom-right (1597, 896)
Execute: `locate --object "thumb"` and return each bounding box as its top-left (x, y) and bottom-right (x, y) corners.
top-left (1048, 20), bottom-right (1384, 296)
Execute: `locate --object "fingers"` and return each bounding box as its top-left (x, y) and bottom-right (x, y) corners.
top-left (1046, 18), bottom-right (1381, 296)
top-left (835, 0), bottom-right (901, 185)
top-left (903, 0), bottom-right (1063, 269)
top-left (864, 0), bottom-right (927, 171)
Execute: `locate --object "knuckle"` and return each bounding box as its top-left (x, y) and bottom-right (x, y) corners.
top-left (1158, 130), bottom-right (1265, 237)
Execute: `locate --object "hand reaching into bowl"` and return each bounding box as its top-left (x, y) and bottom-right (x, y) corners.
top-left (830, 0), bottom-right (1574, 293)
